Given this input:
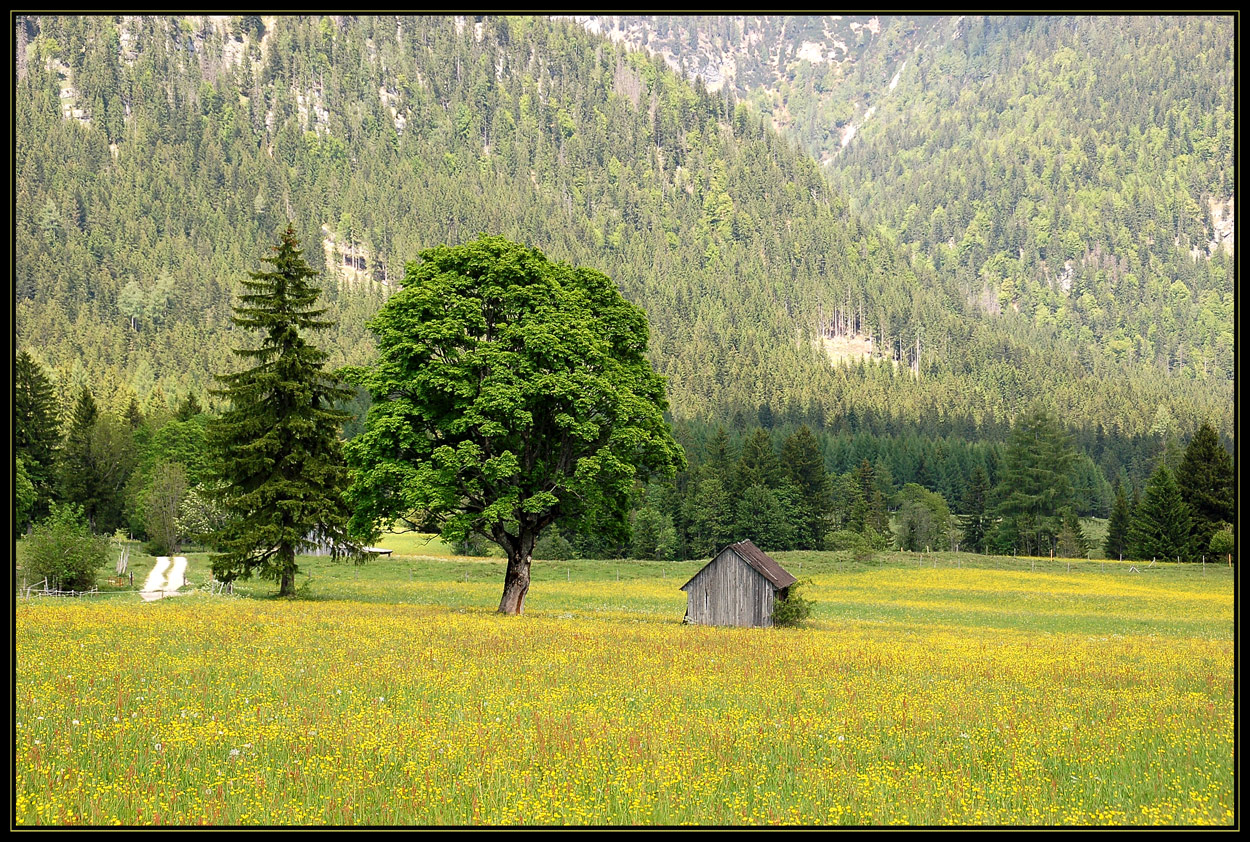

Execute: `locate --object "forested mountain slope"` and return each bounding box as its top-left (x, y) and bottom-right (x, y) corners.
top-left (13, 14), bottom-right (1233, 445)
top-left (572, 14), bottom-right (1235, 434)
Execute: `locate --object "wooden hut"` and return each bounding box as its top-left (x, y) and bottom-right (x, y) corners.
top-left (680, 539), bottom-right (798, 628)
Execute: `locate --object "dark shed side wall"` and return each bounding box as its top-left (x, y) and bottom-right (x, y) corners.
top-left (684, 548), bottom-right (777, 628)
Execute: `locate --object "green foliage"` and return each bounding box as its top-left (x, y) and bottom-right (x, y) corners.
top-left (344, 235), bottom-right (685, 613)
top-left (208, 226), bottom-right (354, 596)
top-left (175, 481), bottom-right (232, 550)
top-left (12, 15), bottom-right (1231, 448)
top-left (686, 476), bottom-right (735, 559)
top-left (771, 580), bottom-right (814, 628)
top-left (1176, 422), bottom-right (1234, 554)
top-left (992, 407), bottom-right (1077, 555)
top-left (143, 461), bottom-right (187, 555)
top-left (629, 506), bottom-right (666, 560)
top-left (957, 465), bottom-right (991, 553)
top-left (1055, 510), bottom-right (1090, 559)
top-left (14, 351), bottom-right (61, 523)
top-left (780, 425), bottom-right (834, 549)
top-left (826, 527), bottom-right (885, 560)
top-left (1207, 524), bottom-right (1234, 562)
top-left (1129, 465), bottom-right (1194, 562)
top-left (1103, 485), bottom-right (1133, 561)
top-left (534, 525), bottom-right (575, 561)
top-left (22, 503), bottom-right (111, 591)
top-left (894, 483), bottom-right (952, 552)
top-left (734, 484), bottom-right (796, 553)
top-left (15, 457), bottom-right (37, 537)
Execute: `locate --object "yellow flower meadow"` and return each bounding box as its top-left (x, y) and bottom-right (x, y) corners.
top-left (14, 559), bottom-right (1233, 826)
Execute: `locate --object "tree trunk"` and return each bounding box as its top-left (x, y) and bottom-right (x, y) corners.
top-left (278, 545), bottom-right (297, 597)
top-left (498, 541), bottom-right (533, 615)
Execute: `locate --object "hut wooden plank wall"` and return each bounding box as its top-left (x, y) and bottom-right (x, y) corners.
top-left (680, 540), bottom-right (798, 628)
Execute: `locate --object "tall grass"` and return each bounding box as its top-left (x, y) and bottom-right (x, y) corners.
top-left (15, 553), bottom-right (1233, 826)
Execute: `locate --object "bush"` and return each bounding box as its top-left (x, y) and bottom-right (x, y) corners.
top-left (826, 527), bottom-right (888, 560)
top-left (771, 580), bottom-right (814, 627)
top-left (22, 504), bottom-right (111, 591)
top-left (1209, 524), bottom-right (1235, 562)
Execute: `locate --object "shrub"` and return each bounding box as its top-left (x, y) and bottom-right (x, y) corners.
top-left (772, 580), bottom-right (814, 627)
top-left (1209, 524), bottom-right (1234, 563)
top-left (826, 527), bottom-right (887, 560)
top-left (22, 504), bottom-right (111, 591)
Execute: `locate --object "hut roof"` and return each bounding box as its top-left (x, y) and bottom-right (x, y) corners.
top-left (680, 539), bottom-right (798, 591)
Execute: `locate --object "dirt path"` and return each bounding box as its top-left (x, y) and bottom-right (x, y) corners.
top-left (140, 556), bottom-right (188, 602)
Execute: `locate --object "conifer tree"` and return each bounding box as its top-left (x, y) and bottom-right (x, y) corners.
top-left (1176, 422), bottom-right (1234, 556)
top-left (852, 459), bottom-right (891, 538)
top-left (957, 465), bottom-right (991, 553)
top-left (735, 427), bottom-right (781, 493)
top-left (1103, 484), bottom-right (1132, 560)
top-left (14, 350), bottom-right (61, 525)
top-left (993, 407), bottom-right (1076, 556)
top-left (59, 388), bottom-right (101, 527)
top-left (208, 225), bottom-right (354, 596)
top-left (1129, 465), bottom-right (1194, 563)
top-left (1055, 509), bottom-right (1089, 559)
top-left (780, 425), bottom-right (833, 549)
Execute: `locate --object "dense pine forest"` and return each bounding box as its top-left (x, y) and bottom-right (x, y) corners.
top-left (13, 14), bottom-right (1236, 563)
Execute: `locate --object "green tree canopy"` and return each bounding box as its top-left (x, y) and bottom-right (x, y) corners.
top-left (344, 235), bottom-right (685, 614)
top-left (208, 225), bottom-right (354, 596)
top-left (1129, 465), bottom-right (1194, 563)
top-left (1103, 484), bottom-right (1133, 561)
top-left (957, 465), bottom-right (991, 554)
top-left (992, 407), bottom-right (1076, 556)
top-left (14, 350), bottom-right (61, 527)
top-left (894, 482), bottom-right (952, 552)
top-left (1176, 422), bottom-right (1235, 554)
top-left (22, 503), bottom-right (110, 591)
top-left (780, 425), bottom-right (833, 549)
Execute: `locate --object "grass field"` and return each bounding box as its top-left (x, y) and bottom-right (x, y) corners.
top-left (14, 548), bottom-right (1234, 826)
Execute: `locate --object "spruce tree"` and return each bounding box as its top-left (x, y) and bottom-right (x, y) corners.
top-left (993, 407), bottom-right (1076, 556)
top-left (14, 350), bottom-right (61, 525)
top-left (1129, 465), bottom-right (1194, 563)
top-left (780, 425), bottom-right (833, 549)
top-left (1103, 484), bottom-right (1132, 561)
top-left (958, 465), bottom-right (991, 553)
top-left (1176, 422), bottom-right (1234, 556)
top-left (853, 459), bottom-right (891, 538)
top-left (1055, 509), bottom-right (1089, 559)
top-left (208, 225), bottom-right (353, 596)
top-left (735, 427), bottom-right (781, 493)
top-left (59, 388), bottom-right (101, 528)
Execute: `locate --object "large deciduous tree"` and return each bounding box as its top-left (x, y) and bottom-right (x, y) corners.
top-left (344, 236), bottom-right (685, 614)
top-left (208, 225), bottom-right (354, 596)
